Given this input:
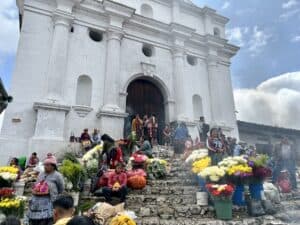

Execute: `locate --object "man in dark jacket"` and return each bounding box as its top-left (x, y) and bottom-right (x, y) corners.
top-left (197, 116), bottom-right (210, 143)
top-left (272, 137), bottom-right (298, 190)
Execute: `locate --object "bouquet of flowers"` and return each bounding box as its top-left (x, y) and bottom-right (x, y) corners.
top-left (206, 184), bottom-right (234, 200)
top-left (0, 197), bottom-right (25, 217)
top-left (59, 160), bottom-right (87, 192)
top-left (192, 156), bottom-right (211, 174)
top-left (218, 157), bottom-right (252, 182)
top-left (82, 144), bottom-right (103, 162)
top-left (185, 149), bottom-right (208, 165)
top-left (146, 158), bottom-right (168, 179)
top-left (110, 214), bottom-right (136, 225)
top-left (0, 188), bottom-right (14, 198)
top-left (0, 166), bottom-right (19, 188)
top-left (199, 166), bottom-right (226, 183)
top-left (248, 154), bottom-right (272, 182)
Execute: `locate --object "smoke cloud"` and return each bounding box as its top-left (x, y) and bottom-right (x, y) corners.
top-left (234, 71), bottom-right (300, 129)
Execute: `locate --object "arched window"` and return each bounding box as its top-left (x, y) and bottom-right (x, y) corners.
top-left (141, 4), bottom-right (153, 18)
top-left (193, 95), bottom-right (203, 120)
top-left (76, 75), bottom-right (92, 106)
top-left (213, 27), bottom-right (221, 37)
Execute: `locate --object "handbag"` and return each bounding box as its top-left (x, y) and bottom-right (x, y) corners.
top-left (32, 180), bottom-right (49, 195)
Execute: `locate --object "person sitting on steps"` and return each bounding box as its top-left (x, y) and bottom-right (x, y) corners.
top-left (102, 163), bottom-right (128, 204)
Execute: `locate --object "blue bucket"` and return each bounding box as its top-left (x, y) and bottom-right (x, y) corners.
top-left (232, 184), bottom-right (245, 206)
top-left (249, 183), bottom-right (263, 200)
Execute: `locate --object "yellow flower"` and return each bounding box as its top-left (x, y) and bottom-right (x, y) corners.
top-left (0, 166), bottom-right (18, 174)
top-left (110, 215), bottom-right (136, 225)
top-left (192, 157), bottom-right (211, 174)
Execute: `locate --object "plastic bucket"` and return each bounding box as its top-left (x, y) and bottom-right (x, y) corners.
top-left (196, 192), bottom-right (208, 206)
top-left (249, 183), bottom-right (263, 200)
top-left (13, 181), bottom-right (25, 196)
top-left (82, 179), bottom-right (91, 196)
top-left (214, 199), bottom-right (232, 220)
top-left (233, 184), bottom-right (246, 206)
top-left (196, 176), bottom-right (206, 191)
top-left (71, 192), bottom-right (80, 206)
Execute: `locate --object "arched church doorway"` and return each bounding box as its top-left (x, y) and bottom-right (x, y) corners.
top-left (125, 79), bottom-right (165, 144)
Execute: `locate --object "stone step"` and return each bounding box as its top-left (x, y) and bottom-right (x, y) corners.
top-left (136, 216), bottom-right (288, 225)
top-left (147, 178), bottom-right (198, 186)
top-left (129, 185), bottom-right (198, 195)
top-left (126, 194), bottom-right (198, 206)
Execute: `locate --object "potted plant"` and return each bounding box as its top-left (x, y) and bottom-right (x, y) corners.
top-left (59, 159), bottom-right (87, 206)
top-left (206, 183), bottom-right (235, 220)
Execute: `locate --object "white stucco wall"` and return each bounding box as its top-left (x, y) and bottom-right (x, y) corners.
top-left (0, 0), bottom-right (238, 164)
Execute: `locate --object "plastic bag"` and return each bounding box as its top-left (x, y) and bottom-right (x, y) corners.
top-left (247, 199), bottom-right (265, 217)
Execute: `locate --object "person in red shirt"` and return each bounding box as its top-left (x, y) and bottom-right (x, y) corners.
top-left (102, 163), bottom-right (127, 203)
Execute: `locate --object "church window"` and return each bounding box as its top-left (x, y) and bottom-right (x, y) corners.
top-left (70, 26), bottom-right (74, 33)
top-left (141, 4), bottom-right (153, 18)
top-left (213, 27), bottom-right (221, 37)
top-left (76, 75), bottom-right (92, 106)
top-left (193, 95), bottom-right (203, 120)
top-left (89, 29), bottom-right (103, 42)
top-left (142, 44), bottom-right (154, 57)
top-left (187, 55), bottom-right (197, 66)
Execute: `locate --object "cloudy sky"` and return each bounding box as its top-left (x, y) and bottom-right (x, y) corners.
top-left (0, 0), bottom-right (300, 129)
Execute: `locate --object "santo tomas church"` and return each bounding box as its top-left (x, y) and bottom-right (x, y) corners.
top-left (0, 0), bottom-right (239, 161)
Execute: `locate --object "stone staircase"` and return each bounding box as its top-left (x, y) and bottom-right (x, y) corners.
top-left (80, 146), bottom-right (299, 224)
top-left (125, 146), bottom-right (289, 225)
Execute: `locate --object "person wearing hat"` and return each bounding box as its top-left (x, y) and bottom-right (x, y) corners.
top-left (102, 163), bottom-right (127, 203)
top-left (27, 153), bottom-right (65, 225)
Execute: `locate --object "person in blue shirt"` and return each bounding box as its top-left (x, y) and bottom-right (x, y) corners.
top-left (174, 122), bottom-right (189, 155)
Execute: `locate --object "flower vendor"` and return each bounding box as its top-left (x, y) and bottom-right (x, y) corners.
top-left (102, 163), bottom-right (128, 203)
top-left (9, 158), bottom-right (22, 179)
top-left (207, 128), bottom-right (226, 165)
top-left (272, 137), bottom-right (297, 190)
top-left (66, 216), bottom-right (95, 225)
top-left (101, 134), bottom-right (124, 169)
top-left (53, 195), bottom-right (75, 225)
top-left (27, 152), bottom-right (39, 168)
top-left (27, 153), bottom-right (65, 225)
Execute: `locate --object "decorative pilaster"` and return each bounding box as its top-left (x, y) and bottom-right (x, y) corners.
top-left (207, 55), bottom-right (223, 125)
top-left (172, 47), bottom-right (188, 121)
top-left (101, 28), bottom-right (124, 112)
top-left (46, 11), bottom-right (74, 102)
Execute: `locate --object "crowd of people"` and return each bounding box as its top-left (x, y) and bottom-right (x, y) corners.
top-left (3, 115), bottom-right (298, 224)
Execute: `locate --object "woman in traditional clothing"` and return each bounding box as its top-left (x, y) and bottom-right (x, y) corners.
top-left (148, 114), bottom-right (158, 146)
top-left (131, 114), bottom-right (143, 141)
top-left (173, 122), bottom-right (189, 155)
top-left (207, 128), bottom-right (225, 165)
top-left (28, 154), bottom-right (64, 225)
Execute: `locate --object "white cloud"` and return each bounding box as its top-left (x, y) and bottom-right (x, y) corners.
top-left (291, 35), bottom-right (300, 42)
top-left (248, 26), bottom-right (271, 56)
top-left (282, 0), bottom-right (299, 9)
top-left (280, 8), bottom-right (300, 20)
top-left (234, 71), bottom-right (300, 130)
top-left (0, 0), bottom-right (19, 55)
top-left (221, 1), bottom-right (230, 10)
top-left (226, 27), bottom-right (249, 47)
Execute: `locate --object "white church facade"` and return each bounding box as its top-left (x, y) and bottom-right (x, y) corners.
top-left (0, 0), bottom-right (239, 162)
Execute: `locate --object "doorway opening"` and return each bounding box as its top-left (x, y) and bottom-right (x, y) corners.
top-left (124, 79), bottom-right (165, 144)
